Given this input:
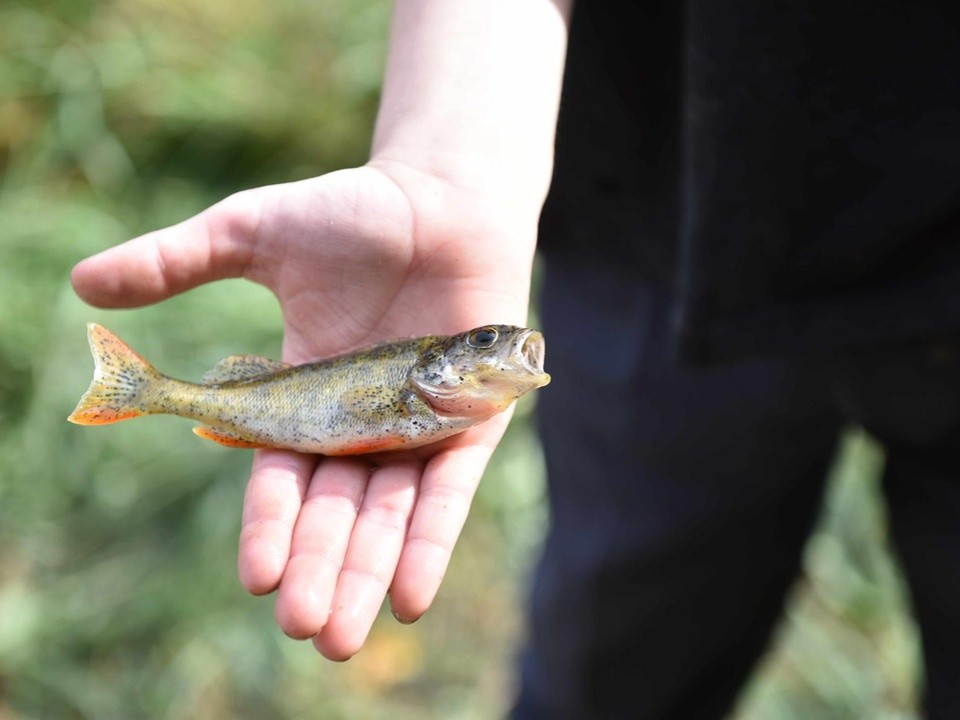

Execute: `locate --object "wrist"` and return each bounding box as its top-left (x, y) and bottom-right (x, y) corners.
top-left (368, 0), bottom-right (571, 231)
top-left (368, 145), bottom-right (551, 231)
top-left (365, 156), bottom-right (542, 251)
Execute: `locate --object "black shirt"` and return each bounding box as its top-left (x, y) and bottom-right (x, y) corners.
top-left (539, 0), bottom-right (960, 362)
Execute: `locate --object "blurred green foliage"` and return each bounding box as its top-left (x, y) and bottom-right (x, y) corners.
top-left (731, 431), bottom-right (922, 720)
top-left (0, 1), bottom-right (922, 718)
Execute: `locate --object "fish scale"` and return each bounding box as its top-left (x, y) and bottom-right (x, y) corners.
top-left (69, 323), bottom-right (550, 455)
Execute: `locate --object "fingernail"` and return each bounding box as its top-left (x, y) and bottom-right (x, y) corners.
top-left (391, 605), bottom-right (420, 625)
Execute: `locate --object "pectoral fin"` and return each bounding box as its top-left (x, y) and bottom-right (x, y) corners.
top-left (341, 384), bottom-right (404, 416)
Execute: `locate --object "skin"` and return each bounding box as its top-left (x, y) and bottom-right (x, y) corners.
top-left (71, 0), bottom-right (572, 661)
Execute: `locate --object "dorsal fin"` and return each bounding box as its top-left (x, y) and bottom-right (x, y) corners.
top-left (201, 355), bottom-right (289, 385)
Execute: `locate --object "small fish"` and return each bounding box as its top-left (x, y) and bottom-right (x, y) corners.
top-left (68, 323), bottom-right (550, 455)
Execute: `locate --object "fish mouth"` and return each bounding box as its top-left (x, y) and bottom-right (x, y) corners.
top-left (516, 330), bottom-right (550, 385)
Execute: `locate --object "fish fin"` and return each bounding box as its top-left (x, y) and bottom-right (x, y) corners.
top-left (341, 384), bottom-right (404, 416)
top-left (399, 386), bottom-right (433, 416)
top-left (192, 425), bottom-right (267, 449)
top-left (326, 435), bottom-right (409, 456)
top-left (201, 355), bottom-right (289, 385)
top-left (68, 324), bottom-right (159, 425)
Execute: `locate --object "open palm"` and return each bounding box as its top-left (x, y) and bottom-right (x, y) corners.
top-left (72, 162), bottom-right (536, 659)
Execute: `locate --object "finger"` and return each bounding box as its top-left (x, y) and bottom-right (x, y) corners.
top-left (313, 459), bottom-right (421, 660)
top-left (238, 449), bottom-right (316, 595)
top-left (388, 436), bottom-right (499, 623)
top-left (71, 189), bottom-right (264, 308)
top-left (274, 457), bottom-right (369, 640)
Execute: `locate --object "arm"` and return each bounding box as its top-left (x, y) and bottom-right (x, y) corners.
top-left (373, 0), bottom-right (570, 211)
top-left (71, 0), bottom-right (571, 661)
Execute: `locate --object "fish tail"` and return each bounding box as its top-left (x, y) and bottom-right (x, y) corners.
top-left (68, 324), bottom-right (162, 425)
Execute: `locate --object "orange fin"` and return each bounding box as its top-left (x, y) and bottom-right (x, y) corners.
top-left (201, 355), bottom-right (289, 385)
top-left (68, 324), bottom-right (159, 426)
top-left (327, 435), bottom-right (408, 456)
top-left (192, 425), bottom-right (267, 449)
top-left (69, 407), bottom-right (143, 425)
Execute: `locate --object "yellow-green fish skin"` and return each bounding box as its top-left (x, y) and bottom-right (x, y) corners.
top-left (69, 324), bottom-right (550, 455)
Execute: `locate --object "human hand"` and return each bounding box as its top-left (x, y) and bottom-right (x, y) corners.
top-left (71, 161), bottom-right (537, 659)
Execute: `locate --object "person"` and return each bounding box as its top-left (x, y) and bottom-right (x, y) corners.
top-left (71, 0), bottom-right (960, 717)
top-left (72, 0), bottom-right (570, 663)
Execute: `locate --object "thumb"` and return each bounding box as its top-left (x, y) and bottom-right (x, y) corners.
top-left (72, 190), bottom-right (263, 308)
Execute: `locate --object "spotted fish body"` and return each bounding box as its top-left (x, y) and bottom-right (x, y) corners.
top-left (68, 324), bottom-right (550, 455)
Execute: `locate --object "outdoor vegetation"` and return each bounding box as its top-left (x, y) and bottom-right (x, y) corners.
top-left (0, 1), bottom-right (922, 718)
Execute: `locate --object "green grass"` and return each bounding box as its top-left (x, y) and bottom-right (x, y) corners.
top-left (0, 2), bottom-right (922, 717)
top-left (732, 431), bottom-right (922, 720)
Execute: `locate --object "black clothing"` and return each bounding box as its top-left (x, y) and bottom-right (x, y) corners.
top-left (539, 0), bottom-right (960, 362)
top-left (520, 1), bottom-right (960, 717)
top-left (513, 260), bottom-right (960, 719)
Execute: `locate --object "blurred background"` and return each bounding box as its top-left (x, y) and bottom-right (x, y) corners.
top-left (0, 1), bottom-right (923, 718)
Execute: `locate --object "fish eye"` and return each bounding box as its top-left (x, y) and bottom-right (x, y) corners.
top-left (467, 326), bottom-right (499, 349)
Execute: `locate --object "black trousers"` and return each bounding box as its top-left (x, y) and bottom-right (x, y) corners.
top-left (512, 258), bottom-right (960, 719)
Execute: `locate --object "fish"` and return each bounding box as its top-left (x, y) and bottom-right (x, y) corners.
top-left (68, 323), bottom-right (550, 455)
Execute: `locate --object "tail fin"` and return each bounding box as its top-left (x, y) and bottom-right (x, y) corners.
top-left (68, 324), bottom-right (160, 425)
